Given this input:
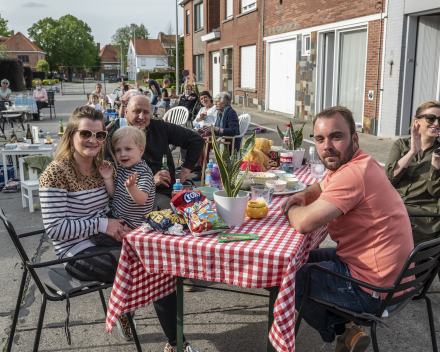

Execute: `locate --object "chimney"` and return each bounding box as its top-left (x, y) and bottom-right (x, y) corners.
top-left (97, 43), bottom-right (100, 52)
top-left (158, 32), bottom-right (163, 43)
top-left (11, 30), bottom-right (14, 36)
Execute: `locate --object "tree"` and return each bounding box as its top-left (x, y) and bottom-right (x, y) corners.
top-left (0, 44), bottom-right (11, 58)
top-left (28, 17), bottom-right (62, 74)
top-left (159, 22), bottom-right (176, 69)
top-left (172, 36), bottom-right (184, 83)
top-left (86, 52), bottom-right (102, 74)
top-left (0, 14), bottom-right (11, 37)
top-left (36, 60), bottom-right (50, 75)
top-left (111, 23), bottom-right (150, 75)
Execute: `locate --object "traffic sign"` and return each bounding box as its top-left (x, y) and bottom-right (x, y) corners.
top-left (182, 69), bottom-right (189, 77)
top-left (126, 66), bottom-right (130, 71)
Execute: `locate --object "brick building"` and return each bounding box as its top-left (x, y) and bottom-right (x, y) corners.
top-left (98, 44), bottom-right (120, 80)
top-left (0, 31), bottom-right (46, 69)
top-left (181, 0), bottom-right (388, 134)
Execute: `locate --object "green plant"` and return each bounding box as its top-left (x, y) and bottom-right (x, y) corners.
top-left (276, 121), bottom-right (306, 150)
top-left (36, 60), bottom-right (50, 75)
top-left (211, 126), bottom-right (256, 198)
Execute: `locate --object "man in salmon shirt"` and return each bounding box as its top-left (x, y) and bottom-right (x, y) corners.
top-left (280, 106), bottom-right (414, 352)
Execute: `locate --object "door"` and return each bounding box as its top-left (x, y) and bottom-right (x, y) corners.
top-left (412, 15), bottom-right (440, 116)
top-left (322, 33), bottom-right (335, 110)
top-left (268, 39), bottom-right (296, 113)
top-left (212, 52), bottom-right (220, 99)
top-left (101, 73), bottom-right (105, 81)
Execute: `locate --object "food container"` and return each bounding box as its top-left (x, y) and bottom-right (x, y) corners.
top-left (28, 144), bottom-right (40, 150)
top-left (195, 187), bottom-right (219, 201)
top-left (44, 142), bottom-right (54, 149)
top-left (268, 150), bottom-right (280, 167)
top-left (278, 177), bottom-right (299, 190)
top-left (4, 144), bottom-right (17, 150)
top-left (17, 144), bottom-right (30, 150)
top-left (252, 173), bottom-right (277, 185)
top-left (246, 200), bottom-right (269, 219)
top-left (266, 180), bottom-right (287, 192)
top-left (267, 170), bottom-right (286, 178)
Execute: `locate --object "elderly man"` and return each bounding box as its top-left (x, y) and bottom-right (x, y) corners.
top-left (281, 106), bottom-right (413, 351)
top-left (106, 95), bottom-right (204, 210)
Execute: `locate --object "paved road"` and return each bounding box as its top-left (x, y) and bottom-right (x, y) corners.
top-left (0, 94), bottom-right (437, 352)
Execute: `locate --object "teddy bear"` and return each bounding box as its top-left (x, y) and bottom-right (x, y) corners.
top-left (242, 138), bottom-right (273, 171)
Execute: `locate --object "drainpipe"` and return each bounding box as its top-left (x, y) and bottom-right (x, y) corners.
top-left (260, 0), bottom-right (266, 111)
top-left (374, 1), bottom-right (383, 136)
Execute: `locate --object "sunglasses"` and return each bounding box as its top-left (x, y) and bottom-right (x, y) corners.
top-left (75, 129), bottom-right (108, 142)
top-left (418, 114), bottom-right (440, 124)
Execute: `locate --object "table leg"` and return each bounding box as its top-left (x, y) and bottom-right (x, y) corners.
top-left (177, 276), bottom-right (184, 352)
top-left (12, 155), bottom-right (17, 180)
top-left (267, 286), bottom-right (280, 352)
top-left (2, 153), bottom-right (7, 183)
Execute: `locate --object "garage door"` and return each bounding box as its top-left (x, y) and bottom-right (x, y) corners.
top-left (268, 39), bottom-right (296, 114)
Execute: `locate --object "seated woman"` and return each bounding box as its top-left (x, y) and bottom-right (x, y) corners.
top-left (0, 78), bottom-right (11, 103)
top-left (33, 80), bottom-right (48, 119)
top-left (385, 100), bottom-right (440, 247)
top-left (39, 105), bottom-right (194, 351)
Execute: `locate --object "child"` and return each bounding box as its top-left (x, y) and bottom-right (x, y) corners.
top-left (88, 93), bottom-right (105, 112)
top-left (169, 88), bottom-right (179, 108)
top-left (99, 126), bottom-right (155, 230)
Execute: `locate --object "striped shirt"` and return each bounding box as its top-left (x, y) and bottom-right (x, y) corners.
top-left (109, 160), bottom-right (155, 229)
top-left (39, 158), bottom-right (109, 259)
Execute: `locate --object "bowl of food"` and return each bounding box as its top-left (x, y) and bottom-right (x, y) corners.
top-left (4, 143), bottom-right (17, 150)
top-left (279, 177), bottom-right (299, 190)
top-left (195, 187), bottom-right (219, 201)
top-left (252, 173), bottom-right (277, 185)
top-left (266, 180), bottom-right (287, 192)
top-left (44, 142), bottom-right (54, 149)
top-left (17, 144), bottom-right (30, 150)
top-left (28, 144), bottom-right (40, 150)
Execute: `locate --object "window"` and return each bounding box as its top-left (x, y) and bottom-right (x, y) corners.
top-left (186, 10), bottom-right (190, 35)
top-left (156, 58), bottom-right (164, 66)
top-left (241, 0), bottom-right (256, 13)
top-left (194, 2), bottom-right (204, 31)
top-left (302, 34), bottom-right (311, 56)
top-left (226, 0), bottom-right (233, 18)
top-left (195, 55), bottom-right (204, 82)
top-left (141, 59), bottom-right (146, 66)
top-left (18, 55), bottom-right (29, 63)
top-left (104, 65), bottom-right (112, 70)
top-left (240, 45), bottom-right (256, 89)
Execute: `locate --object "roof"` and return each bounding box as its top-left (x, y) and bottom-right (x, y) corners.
top-left (99, 44), bottom-right (118, 63)
top-left (130, 38), bottom-right (166, 56)
top-left (158, 32), bottom-right (177, 45)
top-left (0, 32), bottom-right (45, 53)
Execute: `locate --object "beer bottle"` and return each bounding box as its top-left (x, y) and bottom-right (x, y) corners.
top-left (161, 154), bottom-right (169, 171)
top-left (26, 124), bottom-right (33, 144)
top-left (59, 119), bottom-right (64, 133)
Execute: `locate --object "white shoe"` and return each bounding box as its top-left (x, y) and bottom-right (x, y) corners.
top-left (39, 112), bottom-right (43, 120)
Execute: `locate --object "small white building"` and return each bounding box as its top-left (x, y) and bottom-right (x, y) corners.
top-left (127, 38), bottom-right (170, 80)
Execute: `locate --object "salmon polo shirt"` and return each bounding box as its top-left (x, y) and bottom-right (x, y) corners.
top-left (319, 148), bottom-right (414, 300)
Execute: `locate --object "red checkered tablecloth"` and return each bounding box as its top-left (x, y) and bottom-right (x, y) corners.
top-left (106, 165), bottom-right (328, 352)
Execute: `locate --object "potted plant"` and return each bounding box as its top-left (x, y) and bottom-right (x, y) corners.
top-left (276, 121), bottom-right (306, 169)
top-left (211, 126), bottom-right (256, 227)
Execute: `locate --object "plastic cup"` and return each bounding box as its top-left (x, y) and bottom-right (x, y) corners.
top-left (251, 185), bottom-right (270, 204)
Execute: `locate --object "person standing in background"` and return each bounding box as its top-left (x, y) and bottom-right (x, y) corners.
top-left (33, 80), bottom-right (48, 120)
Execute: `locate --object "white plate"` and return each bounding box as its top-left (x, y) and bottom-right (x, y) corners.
top-left (272, 181), bottom-right (307, 196)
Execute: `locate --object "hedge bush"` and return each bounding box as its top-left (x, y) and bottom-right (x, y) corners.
top-left (23, 67), bottom-right (33, 89)
top-left (148, 71), bottom-right (176, 83)
top-left (0, 58), bottom-right (24, 92)
top-left (32, 78), bottom-right (58, 87)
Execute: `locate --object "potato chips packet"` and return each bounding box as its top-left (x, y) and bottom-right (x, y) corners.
top-left (171, 190), bottom-right (206, 218)
top-left (183, 199), bottom-right (229, 236)
top-left (145, 209), bottom-right (187, 234)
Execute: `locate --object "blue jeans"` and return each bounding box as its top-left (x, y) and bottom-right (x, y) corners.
top-left (296, 248), bottom-right (383, 342)
top-left (151, 94), bottom-right (158, 113)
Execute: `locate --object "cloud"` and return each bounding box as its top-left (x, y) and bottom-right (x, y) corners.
top-left (21, 2), bottom-right (47, 7)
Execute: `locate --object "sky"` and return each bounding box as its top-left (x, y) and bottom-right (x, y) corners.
top-left (1, 0), bottom-right (184, 45)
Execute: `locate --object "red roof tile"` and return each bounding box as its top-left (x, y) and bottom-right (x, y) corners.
top-left (99, 44), bottom-right (118, 63)
top-left (1, 32), bottom-right (45, 52)
top-left (130, 38), bottom-right (166, 56)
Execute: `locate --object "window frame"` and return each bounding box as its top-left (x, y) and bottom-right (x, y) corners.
top-left (156, 58), bottom-right (164, 66)
top-left (141, 59), bottom-right (146, 66)
top-left (302, 34), bottom-right (311, 56)
top-left (186, 9), bottom-right (190, 35)
top-left (195, 55), bottom-right (205, 82)
top-left (18, 55), bottom-right (29, 63)
top-left (240, 44), bottom-right (256, 89)
top-left (194, 2), bottom-right (204, 32)
top-left (241, 0), bottom-right (256, 13)
top-left (226, 0), bottom-right (233, 18)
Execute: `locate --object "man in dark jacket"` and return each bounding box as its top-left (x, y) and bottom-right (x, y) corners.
top-left (105, 95), bottom-right (204, 210)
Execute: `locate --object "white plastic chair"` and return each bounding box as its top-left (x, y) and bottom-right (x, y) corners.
top-left (163, 106), bottom-right (190, 126)
top-left (107, 94), bottom-right (116, 108)
top-left (19, 158), bottom-right (40, 213)
top-left (220, 113), bottom-right (251, 154)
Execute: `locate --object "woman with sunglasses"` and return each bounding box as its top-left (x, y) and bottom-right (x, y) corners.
top-left (39, 106), bottom-right (138, 340)
top-left (0, 79), bottom-right (11, 101)
top-left (385, 100), bottom-right (440, 246)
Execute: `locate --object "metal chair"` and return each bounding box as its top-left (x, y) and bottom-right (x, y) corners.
top-left (46, 91), bottom-right (56, 119)
top-left (0, 208), bottom-right (142, 352)
top-left (295, 237), bottom-right (440, 352)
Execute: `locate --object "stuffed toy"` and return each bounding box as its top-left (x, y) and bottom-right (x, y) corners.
top-left (242, 138), bottom-right (274, 171)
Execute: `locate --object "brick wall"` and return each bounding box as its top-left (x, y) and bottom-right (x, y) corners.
top-left (184, 2), bottom-right (194, 83)
top-left (10, 52), bottom-right (46, 69)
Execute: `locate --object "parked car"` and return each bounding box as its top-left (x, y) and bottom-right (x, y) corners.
top-left (108, 74), bottom-right (117, 83)
top-left (48, 73), bottom-right (67, 82)
top-left (117, 75), bottom-right (129, 82)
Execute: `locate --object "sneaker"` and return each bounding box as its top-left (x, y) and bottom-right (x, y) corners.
top-left (39, 112), bottom-right (43, 117)
top-left (192, 165), bottom-right (202, 173)
top-left (115, 314), bottom-right (136, 341)
top-left (191, 173), bottom-right (202, 182)
top-left (335, 325), bottom-right (370, 352)
top-left (164, 341), bottom-right (199, 352)
top-left (183, 278), bottom-right (197, 292)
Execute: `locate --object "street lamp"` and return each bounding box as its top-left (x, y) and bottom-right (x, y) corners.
top-left (175, 0), bottom-right (179, 94)
top-left (131, 24), bottom-right (137, 81)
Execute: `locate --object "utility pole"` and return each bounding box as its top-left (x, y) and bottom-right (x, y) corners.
top-left (175, 1), bottom-right (179, 94)
top-left (133, 25), bottom-right (137, 81)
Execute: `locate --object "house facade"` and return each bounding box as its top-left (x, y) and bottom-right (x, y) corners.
top-left (0, 31), bottom-right (46, 69)
top-left (181, 0), bottom-right (388, 134)
top-left (98, 43), bottom-right (120, 80)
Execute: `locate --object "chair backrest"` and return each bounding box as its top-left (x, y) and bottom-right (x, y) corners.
top-left (47, 91), bottom-right (55, 105)
top-left (163, 106), bottom-right (190, 125)
top-left (237, 113), bottom-right (251, 138)
top-left (376, 237), bottom-right (440, 317)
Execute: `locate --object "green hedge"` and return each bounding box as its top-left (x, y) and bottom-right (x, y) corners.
top-left (0, 58), bottom-right (24, 91)
top-left (148, 71), bottom-right (176, 83)
top-left (32, 78), bottom-right (59, 87)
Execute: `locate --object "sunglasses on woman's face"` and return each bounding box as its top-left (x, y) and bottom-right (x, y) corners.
top-left (75, 129), bottom-right (108, 142)
top-left (418, 114), bottom-right (440, 124)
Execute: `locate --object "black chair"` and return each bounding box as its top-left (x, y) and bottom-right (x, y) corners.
top-left (46, 91), bottom-right (56, 119)
top-left (0, 208), bottom-right (142, 352)
top-left (295, 237), bottom-right (440, 352)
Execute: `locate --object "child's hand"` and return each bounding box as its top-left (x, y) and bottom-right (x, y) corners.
top-left (125, 172), bottom-right (138, 189)
top-left (99, 163), bottom-right (114, 180)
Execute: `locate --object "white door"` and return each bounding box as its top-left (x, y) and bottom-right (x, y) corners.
top-left (212, 52), bottom-right (220, 98)
top-left (268, 40), bottom-right (296, 114)
top-left (101, 73), bottom-right (105, 81)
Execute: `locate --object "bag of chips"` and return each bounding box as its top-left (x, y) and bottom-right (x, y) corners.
top-left (171, 190), bottom-right (206, 218)
top-left (183, 199), bottom-right (229, 237)
top-left (145, 209), bottom-right (187, 234)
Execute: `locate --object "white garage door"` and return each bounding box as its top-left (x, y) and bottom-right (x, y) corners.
top-left (268, 39), bottom-right (296, 114)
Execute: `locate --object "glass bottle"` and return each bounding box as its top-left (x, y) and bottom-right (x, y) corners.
top-left (161, 154), bottom-right (169, 171)
top-left (26, 124), bottom-right (33, 144)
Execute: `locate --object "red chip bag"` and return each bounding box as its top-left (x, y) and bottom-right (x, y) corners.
top-left (240, 161), bottom-right (264, 172)
top-left (171, 190), bottom-right (206, 217)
